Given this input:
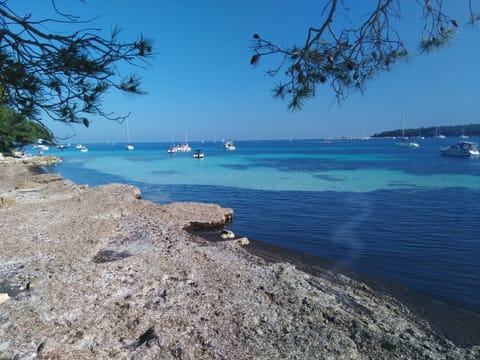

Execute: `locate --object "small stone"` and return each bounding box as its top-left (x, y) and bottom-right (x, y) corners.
top-left (138, 326), bottom-right (158, 347)
top-left (236, 237), bottom-right (250, 246)
top-left (0, 293), bottom-right (9, 304)
top-left (25, 278), bottom-right (38, 290)
top-left (220, 229), bottom-right (235, 239)
top-left (37, 341), bottom-right (45, 354)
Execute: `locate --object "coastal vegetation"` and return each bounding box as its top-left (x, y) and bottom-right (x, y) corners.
top-left (251, 1), bottom-right (479, 110)
top-left (0, 106), bottom-right (53, 153)
top-left (0, 0), bottom-right (153, 141)
top-left (372, 123), bottom-right (480, 138)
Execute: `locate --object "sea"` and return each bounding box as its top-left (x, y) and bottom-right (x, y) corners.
top-left (43, 137), bottom-right (480, 314)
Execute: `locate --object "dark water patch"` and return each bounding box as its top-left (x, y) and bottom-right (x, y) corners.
top-left (221, 164), bottom-right (249, 171)
top-left (314, 174), bottom-right (348, 182)
top-left (250, 158), bottom-right (346, 172)
top-left (126, 156), bottom-right (160, 163)
top-left (244, 139), bottom-right (480, 176)
top-left (386, 181), bottom-right (420, 188)
top-left (150, 170), bottom-right (181, 176)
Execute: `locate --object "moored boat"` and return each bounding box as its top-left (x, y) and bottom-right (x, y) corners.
top-left (193, 149), bottom-right (204, 158)
top-left (440, 141), bottom-right (479, 157)
top-left (395, 139), bottom-right (420, 148)
top-left (223, 139), bottom-right (236, 151)
top-left (176, 143), bottom-right (191, 152)
top-left (125, 119), bottom-right (134, 150)
top-left (395, 115), bottom-right (419, 148)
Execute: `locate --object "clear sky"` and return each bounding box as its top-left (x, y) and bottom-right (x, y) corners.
top-left (12, 0), bottom-right (480, 142)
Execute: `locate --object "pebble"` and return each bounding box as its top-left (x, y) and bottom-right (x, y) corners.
top-left (0, 293), bottom-right (9, 304)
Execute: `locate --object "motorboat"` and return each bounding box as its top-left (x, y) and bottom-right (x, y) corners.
top-left (223, 139), bottom-right (236, 151)
top-left (80, 146), bottom-right (88, 153)
top-left (193, 149), bottom-right (204, 158)
top-left (440, 141), bottom-right (479, 157)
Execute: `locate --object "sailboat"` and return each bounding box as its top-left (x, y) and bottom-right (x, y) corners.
top-left (126, 119), bottom-right (134, 151)
top-left (174, 131), bottom-right (191, 152)
top-left (395, 115), bottom-right (419, 148)
top-left (434, 126), bottom-right (446, 139)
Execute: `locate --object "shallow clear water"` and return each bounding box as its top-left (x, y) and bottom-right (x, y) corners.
top-left (45, 138), bottom-right (480, 312)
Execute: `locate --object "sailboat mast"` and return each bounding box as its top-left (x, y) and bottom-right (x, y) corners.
top-left (126, 119), bottom-right (134, 150)
top-left (401, 115), bottom-right (405, 138)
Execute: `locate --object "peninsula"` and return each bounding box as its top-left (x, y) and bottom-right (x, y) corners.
top-left (372, 123), bottom-right (480, 138)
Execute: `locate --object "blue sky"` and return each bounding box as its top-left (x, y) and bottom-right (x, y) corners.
top-left (13, 1), bottom-right (480, 142)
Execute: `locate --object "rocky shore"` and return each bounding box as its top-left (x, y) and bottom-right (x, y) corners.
top-left (0, 158), bottom-right (479, 359)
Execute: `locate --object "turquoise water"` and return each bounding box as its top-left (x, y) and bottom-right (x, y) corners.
top-left (45, 138), bottom-right (480, 312)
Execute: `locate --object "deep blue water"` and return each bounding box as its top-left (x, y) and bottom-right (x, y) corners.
top-left (45, 138), bottom-right (480, 312)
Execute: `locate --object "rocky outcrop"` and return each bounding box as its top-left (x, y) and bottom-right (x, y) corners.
top-left (0, 154), bottom-right (61, 166)
top-left (0, 163), bottom-right (479, 359)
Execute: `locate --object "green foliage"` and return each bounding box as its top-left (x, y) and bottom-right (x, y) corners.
top-left (251, 0), bottom-right (478, 110)
top-left (0, 106), bottom-right (53, 153)
top-left (0, 2), bottom-right (154, 130)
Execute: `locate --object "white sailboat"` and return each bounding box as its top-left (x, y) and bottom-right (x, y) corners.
top-left (126, 119), bottom-right (134, 150)
top-left (395, 115), bottom-right (419, 148)
top-left (174, 131), bottom-right (191, 152)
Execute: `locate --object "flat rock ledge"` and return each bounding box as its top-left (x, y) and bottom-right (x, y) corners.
top-left (0, 153), bottom-right (62, 167)
top-left (0, 163), bottom-right (479, 359)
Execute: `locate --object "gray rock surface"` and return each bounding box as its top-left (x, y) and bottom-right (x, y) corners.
top-left (0, 161), bottom-right (479, 359)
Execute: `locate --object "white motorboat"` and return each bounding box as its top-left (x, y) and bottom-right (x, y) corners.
top-left (223, 139), bottom-right (236, 151)
top-left (193, 149), bottom-right (204, 158)
top-left (441, 141), bottom-right (479, 157)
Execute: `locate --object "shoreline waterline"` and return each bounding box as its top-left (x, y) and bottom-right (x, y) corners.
top-left (190, 227), bottom-right (480, 347)
top-left (42, 139), bottom-right (480, 313)
top-left (1, 159), bottom-right (479, 357)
